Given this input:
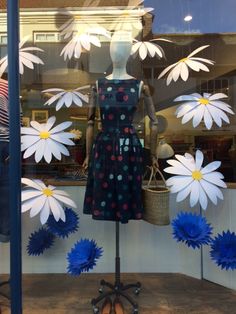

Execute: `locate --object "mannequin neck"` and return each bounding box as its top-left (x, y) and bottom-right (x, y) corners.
top-left (106, 66), bottom-right (134, 80)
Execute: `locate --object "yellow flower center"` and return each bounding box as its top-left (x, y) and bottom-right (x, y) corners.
top-left (192, 170), bottom-right (203, 181)
top-left (40, 131), bottom-right (50, 139)
top-left (42, 188), bottom-right (53, 197)
top-left (179, 57), bottom-right (188, 63)
top-left (198, 98), bottom-right (209, 105)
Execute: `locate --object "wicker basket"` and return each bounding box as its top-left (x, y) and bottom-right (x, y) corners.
top-left (142, 166), bottom-right (170, 226)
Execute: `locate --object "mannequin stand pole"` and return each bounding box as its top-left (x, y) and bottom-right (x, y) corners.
top-left (91, 222), bottom-right (141, 314)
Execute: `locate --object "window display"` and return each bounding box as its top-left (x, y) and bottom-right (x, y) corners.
top-left (1, 0), bottom-right (236, 313)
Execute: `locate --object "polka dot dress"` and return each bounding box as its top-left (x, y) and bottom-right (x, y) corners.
top-left (83, 78), bottom-right (144, 223)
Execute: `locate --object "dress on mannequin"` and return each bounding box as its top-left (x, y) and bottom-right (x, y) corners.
top-left (84, 78), bottom-right (146, 223)
top-left (83, 31), bottom-right (158, 223)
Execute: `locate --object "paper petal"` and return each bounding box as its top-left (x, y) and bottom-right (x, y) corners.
top-left (195, 150), bottom-right (204, 170)
top-left (192, 105), bottom-right (205, 127)
top-left (187, 45), bottom-right (209, 58)
top-left (40, 199), bottom-right (50, 224)
top-left (53, 194), bottom-right (76, 208)
top-left (176, 183), bottom-right (192, 202)
top-left (201, 161), bottom-right (221, 174)
top-left (50, 121), bottom-right (72, 134)
top-left (190, 180), bottom-right (200, 207)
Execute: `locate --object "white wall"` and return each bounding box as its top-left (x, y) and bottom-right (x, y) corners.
top-left (0, 186), bottom-right (201, 279)
top-left (202, 188), bottom-right (236, 290)
top-left (2, 186), bottom-right (236, 290)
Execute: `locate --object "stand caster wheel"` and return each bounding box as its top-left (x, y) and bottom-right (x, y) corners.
top-left (133, 308), bottom-right (138, 314)
top-left (92, 306), bottom-right (99, 314)
top-left (134, 288), bottom-right (141, 295)
top-left (99, 286), bottom-right (104, 293)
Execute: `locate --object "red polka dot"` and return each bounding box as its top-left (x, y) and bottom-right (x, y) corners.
top-left (137, 175), bottom-right (141, 181)
top-left (100, 95), bottom-right (105, 100)
top-left (123, 95), bottom-right (129, 101)
top-left (136, 213), bottom-right (142, 219)
top-left (115, 145), bottom-right (119, 151)
top-left (111, 202), bottom-right (116, 208)
top-left (123, 204), bottom-right (128, 210)
top-left (94, 210), bottom-right (101, 216)
top-left (118, 156), bottom-right (123, 161)
top-left (108, 114), bottom-right (114, 120)
top-left (111, 155), bottom-right (116, 161)
top-left (124, 127), bottom-right (129, 133)
top-left (95, 152), bottom-right (99, 158)
top-left (86, 196), bottom-right (92, 203)
top-left (102, 182), bottom-right (108, 188)
top-left (130, 156), bottom-right (135, 162)
top-left (118, 87), bottom-right (124, 92)
top-left (106, 145), bottom-right (112, 151)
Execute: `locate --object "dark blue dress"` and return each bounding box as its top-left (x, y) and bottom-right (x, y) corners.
top-left (83, 78), bottom-right (144, 223)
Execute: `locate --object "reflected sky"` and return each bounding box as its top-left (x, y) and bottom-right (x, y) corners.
top-left (146, 0), bottom-right (236, 34)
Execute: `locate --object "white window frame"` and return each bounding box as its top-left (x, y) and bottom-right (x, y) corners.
top-left (0, 33), bottom-right (7, 44)
top-left (33, 32), bottom-right (62, 43)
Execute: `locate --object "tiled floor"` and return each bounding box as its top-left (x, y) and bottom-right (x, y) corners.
top-left (1, 273), bottom-right (236, 313)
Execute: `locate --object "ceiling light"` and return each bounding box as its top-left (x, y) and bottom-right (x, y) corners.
top-left (184, 15), bottom-right (193, 22)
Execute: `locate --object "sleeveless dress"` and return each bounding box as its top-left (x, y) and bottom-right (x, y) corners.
top-left (83, 78), bottom-right (144, 224)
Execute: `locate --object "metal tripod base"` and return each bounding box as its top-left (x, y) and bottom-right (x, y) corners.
top-left (91, 222), bottom-right (141, 314)
top-left (91, 279), bottom-right (141, 314)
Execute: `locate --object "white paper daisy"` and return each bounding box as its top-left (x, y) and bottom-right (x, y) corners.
top-left (109, 0), bottom-right (153, 31)
top-left (0, 37), bottom-right (44, 77)
top-left (164, 150), bottom-right (227, 210)
top-left (60, 32), bottom-right (105, 60)
top-left (158, 45), bottom-right (214, 85)
top-left (42, 86), bottom-right (89, 111)
top-left (58, 10), bottom-right (110, 60)
top-left (21, 116), bottom-right (75, 163)
top-left (21, 178), bottom-right (77, 224)
top-left (131, 38), bottom-right (171, 60)
top-left (174, 92), bottom-right (234, 129)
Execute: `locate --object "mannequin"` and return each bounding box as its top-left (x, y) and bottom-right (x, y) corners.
top-left (82, 31), bottom-right (158, 313)
top-left (83, 31), bottom-right (158, 171)
top-left (83, 31), bottom-right (158, 223)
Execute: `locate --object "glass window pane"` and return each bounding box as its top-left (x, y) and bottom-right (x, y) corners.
top-left (1, 0), bottom-right (236, 313)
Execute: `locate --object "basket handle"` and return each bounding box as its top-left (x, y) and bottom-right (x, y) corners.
top-left (146, 166), bottom-right (167, 188)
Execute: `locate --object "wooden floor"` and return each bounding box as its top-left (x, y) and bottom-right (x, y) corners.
top-left (1, 274), bottom-right (236, 314)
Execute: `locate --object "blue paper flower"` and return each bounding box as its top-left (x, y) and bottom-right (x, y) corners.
top-left (67, 239), bottom-right (103, 276)
top-left (27, 228), bottom-right (55, 256)
top-left (47, 207), bottom-right (79, 238)
top-left (172, 212), bottom-right (213, 249)
top-left (210, 230), bottom-right (236, 270)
